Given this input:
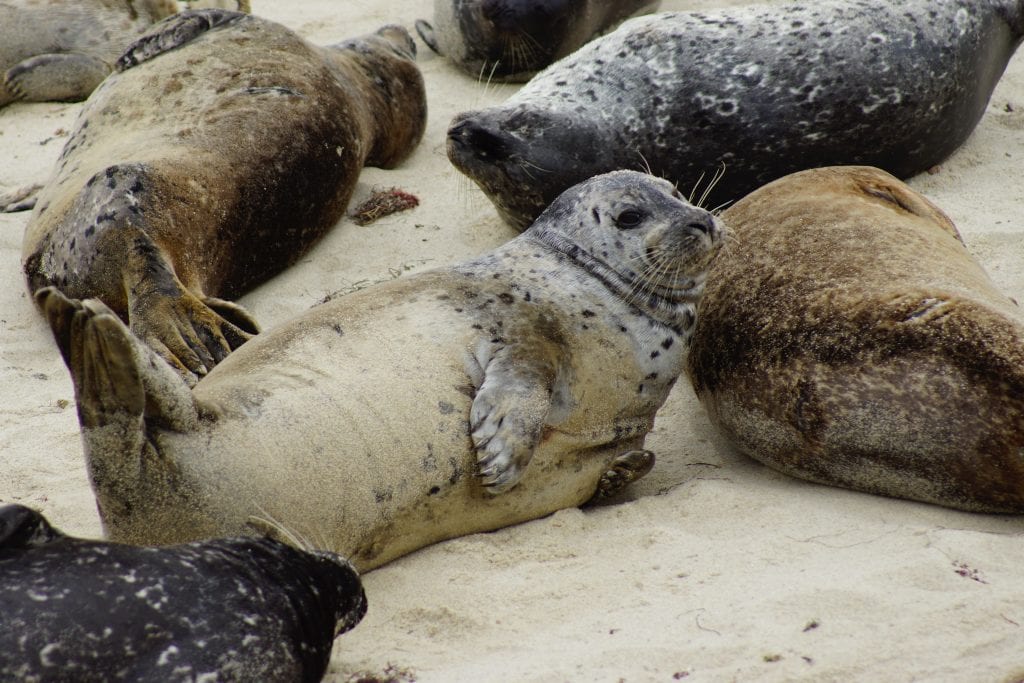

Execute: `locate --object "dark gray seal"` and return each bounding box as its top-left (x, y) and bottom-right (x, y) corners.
top-left (37, 170), bottom-right (725, 571)
top-left (686, 166), bottom-right (1024, 513)
top-left (0, 503), bottom-right (366, 682)
top-left (0, 0), bottom-right (251, 108)
top-left (414, 0), bottom-right (659, 82)
top-left (21, 10), bottom-right (427, 383)
top-left (447, 0), bottom-right (1024, 229)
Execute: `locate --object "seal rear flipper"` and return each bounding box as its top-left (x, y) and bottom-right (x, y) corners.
top-left (115, 9), bottom-right (247, 72)
top-left (4, 53), bottom-right (110, 103)
top-left (0, 504), bottom-right (62, 549)
top-left (586, 449), bottom-right (656, 503)
top-left (0, 182), bottom-right (42, 212)
top-left (414, 19), bottom-right (442, 55)
top-left (36, 288), bottom-right (201, 529)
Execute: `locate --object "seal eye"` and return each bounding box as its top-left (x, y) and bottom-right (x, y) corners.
top-left (615, 209), bottom-right (644, 229)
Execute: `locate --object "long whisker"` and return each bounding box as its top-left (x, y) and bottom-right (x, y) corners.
top-left (697, 162), bottom-right (727, 209)
top-left (688, 170), bottom-right (708, 204)
top-left (248, 505), bottom-right (315, 552)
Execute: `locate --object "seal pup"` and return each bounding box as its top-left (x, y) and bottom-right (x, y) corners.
top-left (415, 0), bottom-right (660, 82)
top-left (447, 0), bottom-right (1024, 229)
top-left (38, 170), bottom-right (725, 571)
top-left (22, 10), bottom-right (427, 382)
top-left (0, 0), bottom-right (251, 108)
top-left (686, 165), bottom-right (1024, 513)
top-left (0, 503), bottom-right (366, 682)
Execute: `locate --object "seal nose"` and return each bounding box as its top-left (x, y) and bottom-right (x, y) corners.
top-left (685, 212), bottom-right (716, 235)
top-left (447, 116), bottom-right (512, 161)
top-left (481, 0), bottom-right (571, 34)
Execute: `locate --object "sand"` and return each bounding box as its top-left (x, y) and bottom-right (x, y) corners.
top-left (2, 1), bottom-right (1023, 680)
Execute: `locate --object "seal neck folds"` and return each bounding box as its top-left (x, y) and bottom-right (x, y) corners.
top-left (531, 229), bottom-right (705, 336)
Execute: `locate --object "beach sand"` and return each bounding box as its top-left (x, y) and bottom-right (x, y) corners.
top-left (2, 1), bottom-right (1023, 680)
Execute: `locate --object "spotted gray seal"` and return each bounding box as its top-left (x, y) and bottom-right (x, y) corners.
top-left (686, 165), bottom-right (1024, 513)
top-left (22, 10), bottom-right (427, 382)
top-left (414, 0), bottom-right (660, 82)
top-left (448, 0), bottom-right (1024, 229)
top-left (0, 0), bottom-right (251, 108)
top-left (37, 170), bottom-right (724, 571)
top-left (0, 503), bottom-right (366, 681)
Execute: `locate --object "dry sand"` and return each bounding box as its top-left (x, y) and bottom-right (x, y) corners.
top-left (2, 1), bottom-right (1024, 680)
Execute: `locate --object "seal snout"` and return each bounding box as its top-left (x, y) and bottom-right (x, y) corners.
top-left (481, 0), bottom-right (571, 36)
top-left (447, 115), bottom-right (513, 161)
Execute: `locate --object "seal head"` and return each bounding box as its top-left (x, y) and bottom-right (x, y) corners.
top-left (416, 0), bottom-right (660, 81)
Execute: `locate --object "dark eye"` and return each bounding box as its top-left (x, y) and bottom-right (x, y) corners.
top-left (614, 209), bottom-right (644, 229)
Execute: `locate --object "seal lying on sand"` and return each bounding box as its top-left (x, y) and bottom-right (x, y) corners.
top-left (0, 503), bottom-right (366, 682)
top-left (22, 10), bottom-right (427, 383)
top-left (38, 170), bottom-right (724, 571)
top-left (0, 0), bottom-right (250, 108)
top-left (686, 166), bottom-right (1024, 513)
top-left (448, 0), bottom-right (1024, 229)
top-left (415, 0), bottom-right (659, 82)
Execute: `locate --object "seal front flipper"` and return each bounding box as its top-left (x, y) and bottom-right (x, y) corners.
top-left (35, 287), bottom-right (201, 535)
top-left (4, 53), bottom-right (110, 103)
top-left (115, 9), bottom-right (246, 72)
top-left (468, 337), bottom-right (568, 493)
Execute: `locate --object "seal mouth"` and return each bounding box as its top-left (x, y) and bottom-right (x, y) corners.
top-left (532, 230), bottom-right (707, 334)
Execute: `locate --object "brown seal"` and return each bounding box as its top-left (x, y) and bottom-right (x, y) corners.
top-left (686, 165), bottom-right (1024, 513)
top-left (0, 0), bottom-right (251, 108)
top-left (21, 10), bottom-right (427, 382)
top-left (38, 170), bottom-right (725, 571)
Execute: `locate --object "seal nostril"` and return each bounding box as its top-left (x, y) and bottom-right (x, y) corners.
top-left (687, 219), bottom-right (711, 235)
top-left (453, 122), bottom-right (512, 160)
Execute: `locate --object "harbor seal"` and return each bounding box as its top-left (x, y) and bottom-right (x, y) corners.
top-left (22, 10), bottom-right (427, 382)
top-left (37, 170), bottom-right (725, 571)
top-left (686, 165), bottom-right (1024, 513)
top-left (0, 503), bottom-right (366, 681)
top-left (447, 0), bottom-right (1024, 229)
top-left (414, 0), bottom-right (660, 82)
top-left (0, 0), bottom-right (250, 108)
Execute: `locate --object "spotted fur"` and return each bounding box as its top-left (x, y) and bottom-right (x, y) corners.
top-left (448, 0), bottom-right (1024, 228)
top-left (0, 504), bottom-right (365, 682)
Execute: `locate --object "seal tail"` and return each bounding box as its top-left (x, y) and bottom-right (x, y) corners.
top-left (36, 287), bottom-right (199, 534)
